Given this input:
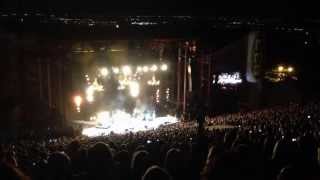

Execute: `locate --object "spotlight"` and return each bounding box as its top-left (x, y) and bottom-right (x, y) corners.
top-left (112, 67), bottom-right (120, 74)
top-left (278, 66), bottom-right (284, 72)
top-left (122, 65), bottom-right (132, 75)
top-left (129, 81), bottom-right (140, 97)
top-left (100, 68), bottom-right (108, 76)
top-left (151, 65), bottom-right (158, 72)
top-left (86, 86), bottom-right (95, 103)
top-left (188, 65), bottom-right (191, 74)
top-left (74, 95), bottom-right (82, 107)
top-left (160, 64), bottom-right (168, 71)
top-left (288, 66), bottom-right (294, 72)
top-left (143, 66), bottom-right (149, 72)
top-left (137, 66), bottom-right (143, 73)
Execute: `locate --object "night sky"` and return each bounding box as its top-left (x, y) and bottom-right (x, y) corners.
top-left (0, 1), bottom-right (318, 17)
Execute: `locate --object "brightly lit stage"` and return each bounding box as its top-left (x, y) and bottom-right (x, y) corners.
top-left (76, 110), bottom-right (177, 137)
top-left (73, 63), bottom-right (177, 137)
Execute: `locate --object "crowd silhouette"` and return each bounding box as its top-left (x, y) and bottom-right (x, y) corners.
top-left (1, 101), bottom-right (320, 180)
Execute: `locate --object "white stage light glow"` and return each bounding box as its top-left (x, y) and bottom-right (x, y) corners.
top-left (147, 76), bottom-right (160, 86)
top-left (278, 66), bottom-right (284, 72)
top-left (92, 79), bottom-right (104, 92)
top-left (82, 109), bottom-right (178, 137)
top-left (129, 81), bottom-right (140, 97)
top-left (160, 64), bottom-right (168, 71)
top-left (122, 65), bottom-right (132, 75)
top-left (137, 66), bottom-right (143, 73)
top-left (100, 68), bottom-right (108, 76)
top-left (86, 86), bottom-right (95, 102)
top-left (112, 67), bottom-right (120, 74)
top-left (143, 66), bottom-right (149, 72)
top-left (156, 89), bottom-right (160, 103)
top-left (74, 95), bottom-right (82, 107)
top-left (74, 95), bottom-right (82, 112)
top-left (96, 111), bottom-right (112, 127)
top-left (151, 65), bottom-right (158, 72)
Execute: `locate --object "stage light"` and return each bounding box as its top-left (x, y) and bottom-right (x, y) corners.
top-left (147, 76), bottom-right (160, 86)
top-left (74, 95), bottom-right (82, 112)
top-left (288, 66), bottom-right (294, 72)
top-left (92, 79), bottom-right (104, 92)
top-left (100, 68), bottom-right (108, 76)
top-left (74, 95), bottom-right (82, 107)
top-left (122, 65), bottom-right (132, 75)
top-left (187, 65), bottom-right (191, 74)
top-left (151, 65), bottom-right (158, 72)
top-left (117, 85), bottom-right (125, 90)
top-left (86, 86), bottom-right (95, 103)
top-left (156, 89), bottom-right (160, 103)
top-left (143, 66), bottom-right (149, 72)
top-left (160, 64), bottom-right (168, 71)
top-left (137, 66), bottom-right (143, 73)
top-left (113, 67), bottom-right (120, 74)
top-left (129, 81), bottom-right (140, 97)
top-left (81, 110), bottom-right (178, 137)
top-left (278, 66), bottom-right (284, 72)
top-left (166, 88), bottom-right (170, 102)
top-left (97, 111), bottom-right (110, 122)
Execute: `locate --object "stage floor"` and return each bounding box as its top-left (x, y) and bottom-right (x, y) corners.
top-left (75, 115), bottom-right (178, 137)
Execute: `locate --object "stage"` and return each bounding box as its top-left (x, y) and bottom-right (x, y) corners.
top-left (74, 110), bottom-right (178, 137)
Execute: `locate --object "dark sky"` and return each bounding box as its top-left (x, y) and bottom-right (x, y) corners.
top-left (0, 0), bottom-right (318, 17)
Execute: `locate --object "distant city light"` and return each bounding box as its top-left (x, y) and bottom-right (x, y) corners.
top-left (278, 66), bottom-right (284, 72)
top-left (288, 66), bottom-right (294, 72)
top-left (266, 65), bottom-right (296, 82)
top-left (160, 64), bottom-right (168, 71)
top-left (110, 49), bottom-right (123, 52)
top-left (100, 68), bottom-right (108, 76)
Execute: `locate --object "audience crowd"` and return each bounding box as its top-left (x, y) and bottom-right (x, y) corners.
top-left (1, 101), bottom-right (320, 180)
